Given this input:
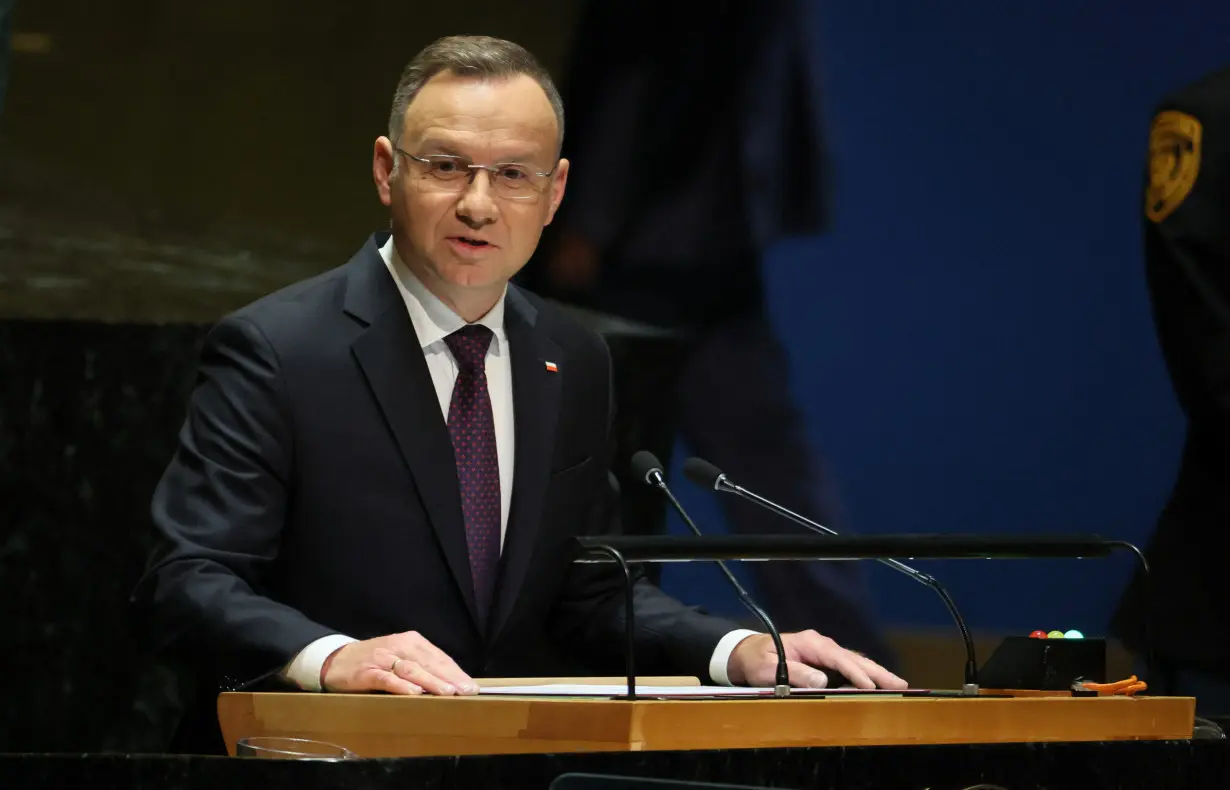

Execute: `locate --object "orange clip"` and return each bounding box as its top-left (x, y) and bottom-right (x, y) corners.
top-left (1079, 675), bottom-right (1148, 696)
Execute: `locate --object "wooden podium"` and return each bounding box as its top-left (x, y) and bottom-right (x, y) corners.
top-left (217, 678), bottom-right (1195, 758)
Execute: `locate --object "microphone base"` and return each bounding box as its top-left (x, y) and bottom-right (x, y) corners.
top-left (961, 683), bottom-right (980, 697)
top-left (773, 684), bottom-right (791, 698)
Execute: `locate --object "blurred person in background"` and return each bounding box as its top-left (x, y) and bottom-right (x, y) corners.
top-left (521, 0), bottom-right (895, 666)
top-left (1111, 64), bottom-right (1230, 715)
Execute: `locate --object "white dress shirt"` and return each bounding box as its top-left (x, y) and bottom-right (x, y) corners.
top-left (281, 237), bottom-right (755, 690)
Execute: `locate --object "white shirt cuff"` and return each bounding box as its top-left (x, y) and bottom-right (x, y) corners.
top-left (280, 634), bottom-right (358, 691)
top-left (707, 628), bottom-right (761, 685)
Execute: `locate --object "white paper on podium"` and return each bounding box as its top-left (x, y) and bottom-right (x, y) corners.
top-left (480, 684), bottom-right (761, 697)
top-left (479, 684), bottom-right (909, 697)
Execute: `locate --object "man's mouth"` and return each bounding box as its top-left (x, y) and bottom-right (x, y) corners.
top-left (449, 236), bottom-right (493, 249)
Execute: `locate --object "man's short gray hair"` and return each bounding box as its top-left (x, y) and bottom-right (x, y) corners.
top-left (387, 35), bottom-right (565, 154)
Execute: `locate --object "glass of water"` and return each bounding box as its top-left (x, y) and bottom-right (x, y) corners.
top-left (236, 736), bottom-right (356, 760)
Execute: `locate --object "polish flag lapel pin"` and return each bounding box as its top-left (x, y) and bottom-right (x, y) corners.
top-left (544, 360), bottom-right (558, 373)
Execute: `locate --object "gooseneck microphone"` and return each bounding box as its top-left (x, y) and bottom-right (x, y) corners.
top-left (630, 451), bottom-right (792, 697)
top-left (682, 456), bottom-right (980, 695)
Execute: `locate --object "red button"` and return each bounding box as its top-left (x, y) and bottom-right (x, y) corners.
top-left (1029, 630), bottom-right (1047, 639)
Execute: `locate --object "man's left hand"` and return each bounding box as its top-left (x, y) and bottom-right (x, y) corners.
top-left (727, 630), bottom-right (907, 689)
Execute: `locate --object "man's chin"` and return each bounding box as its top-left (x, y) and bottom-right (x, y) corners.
top-left (443, 269), bottom-right (505, 291)
top-left (435, 256), bottom-right (519, 290)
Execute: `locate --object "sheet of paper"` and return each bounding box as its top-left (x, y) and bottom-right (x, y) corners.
top-left (480, 684), bottom-right (763, 696)
top-left (478, 684), bottom-right (913, 697)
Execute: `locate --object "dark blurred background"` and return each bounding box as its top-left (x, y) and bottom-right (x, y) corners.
top-left (2, 0), bottom-right (1230, 753)
top-left (0, 0), bottom-right (578, 320)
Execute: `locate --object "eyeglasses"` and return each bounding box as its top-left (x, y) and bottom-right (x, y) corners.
top-left (395, 149), bottom-right (557, 202)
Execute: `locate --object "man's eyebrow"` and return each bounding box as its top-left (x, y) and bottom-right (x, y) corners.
top-left (416, 138), bottom-right (549, 165)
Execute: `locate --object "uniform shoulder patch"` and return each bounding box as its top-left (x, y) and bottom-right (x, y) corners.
top-left (1146, 109), bottom-right (1202, 223)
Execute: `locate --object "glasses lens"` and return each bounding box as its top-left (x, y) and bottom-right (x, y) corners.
top-left (422, 156), bottom-right (468, 183)
top-left (411, 155), bottom-right (546, 201)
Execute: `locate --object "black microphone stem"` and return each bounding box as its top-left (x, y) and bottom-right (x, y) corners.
top-left (711, 471), bottom-right (979, 695)
top-left (650, 476), bottom-right (792, 696)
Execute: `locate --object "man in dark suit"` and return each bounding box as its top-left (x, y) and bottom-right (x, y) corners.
top-left (521, 0), bottom-right (894, 664)
top-left (1111, 64), bottom-right (1230, 714)
top-left (132, 35), bottom-right (904, 752)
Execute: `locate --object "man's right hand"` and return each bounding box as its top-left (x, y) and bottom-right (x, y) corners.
top-left (320, 631), bottom-right (479, 696)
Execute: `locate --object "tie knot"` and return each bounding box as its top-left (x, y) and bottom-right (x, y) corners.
top-left (445, 324), bottom-right (494, 372)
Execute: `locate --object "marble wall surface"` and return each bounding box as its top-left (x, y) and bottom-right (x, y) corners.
top-left (0, 0), bottom-right (578, 324)
top-left (0, 320), bottom-right (210, 751)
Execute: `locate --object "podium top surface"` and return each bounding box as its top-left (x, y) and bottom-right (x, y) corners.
top-left (217, 687), bottom-right (1194, 759)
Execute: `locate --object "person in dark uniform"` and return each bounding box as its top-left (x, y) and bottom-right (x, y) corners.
top-left (520, 0), bottom-right (895, 666)
top-left (1111, 64), bottom-right (1230, 714)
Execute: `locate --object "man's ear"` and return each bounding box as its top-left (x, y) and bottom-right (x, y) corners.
top-left (543, 157), bottom-right (569, 225)
top-left (373, 136), bottom-right (396, 207)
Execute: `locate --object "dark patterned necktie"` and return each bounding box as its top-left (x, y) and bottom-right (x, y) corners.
top-left (444, 324), bottom-right (500, 624)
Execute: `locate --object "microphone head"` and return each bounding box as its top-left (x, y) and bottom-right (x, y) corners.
top-left (682, 457), bottom-right (725, 489)
top-left (630, 450), bottom-right (665, 485)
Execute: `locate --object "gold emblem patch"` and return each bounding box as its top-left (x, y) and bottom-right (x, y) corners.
top-left (1146, 110), bottom-right (1202, 222)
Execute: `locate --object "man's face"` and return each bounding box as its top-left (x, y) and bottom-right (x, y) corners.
top-left (374, 71), bottom-right (568, 298)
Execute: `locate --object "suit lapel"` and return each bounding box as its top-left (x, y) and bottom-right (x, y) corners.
top-left (490, 288), bottom-right (563, 640)
top-left (345, 236), bottom-right (480, 626)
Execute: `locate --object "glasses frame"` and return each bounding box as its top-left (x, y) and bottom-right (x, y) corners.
top-left (395, 148), bottom-right (558, 201)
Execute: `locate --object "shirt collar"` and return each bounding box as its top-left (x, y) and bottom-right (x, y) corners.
top-left (379, 235), bottom-right (507, 353)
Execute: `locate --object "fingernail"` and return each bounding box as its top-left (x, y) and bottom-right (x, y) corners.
top-left (807, 671), bottom-right (828, 688)
top-left (443, 684), bottom-right (456, 695)
top-left (463, 682), bottom-right (479, 694)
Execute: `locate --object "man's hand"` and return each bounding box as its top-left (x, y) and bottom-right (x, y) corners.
top-left (727, 630), bottom-right (907, 690)
top-left (320, 631), bottom-right (479, 696)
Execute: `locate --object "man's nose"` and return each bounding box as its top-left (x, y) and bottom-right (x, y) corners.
top-left (455, 170), bottom-right (498, 228)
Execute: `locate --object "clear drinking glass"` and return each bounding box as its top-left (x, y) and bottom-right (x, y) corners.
top-left (235, 736), bottom-right (356, 760)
